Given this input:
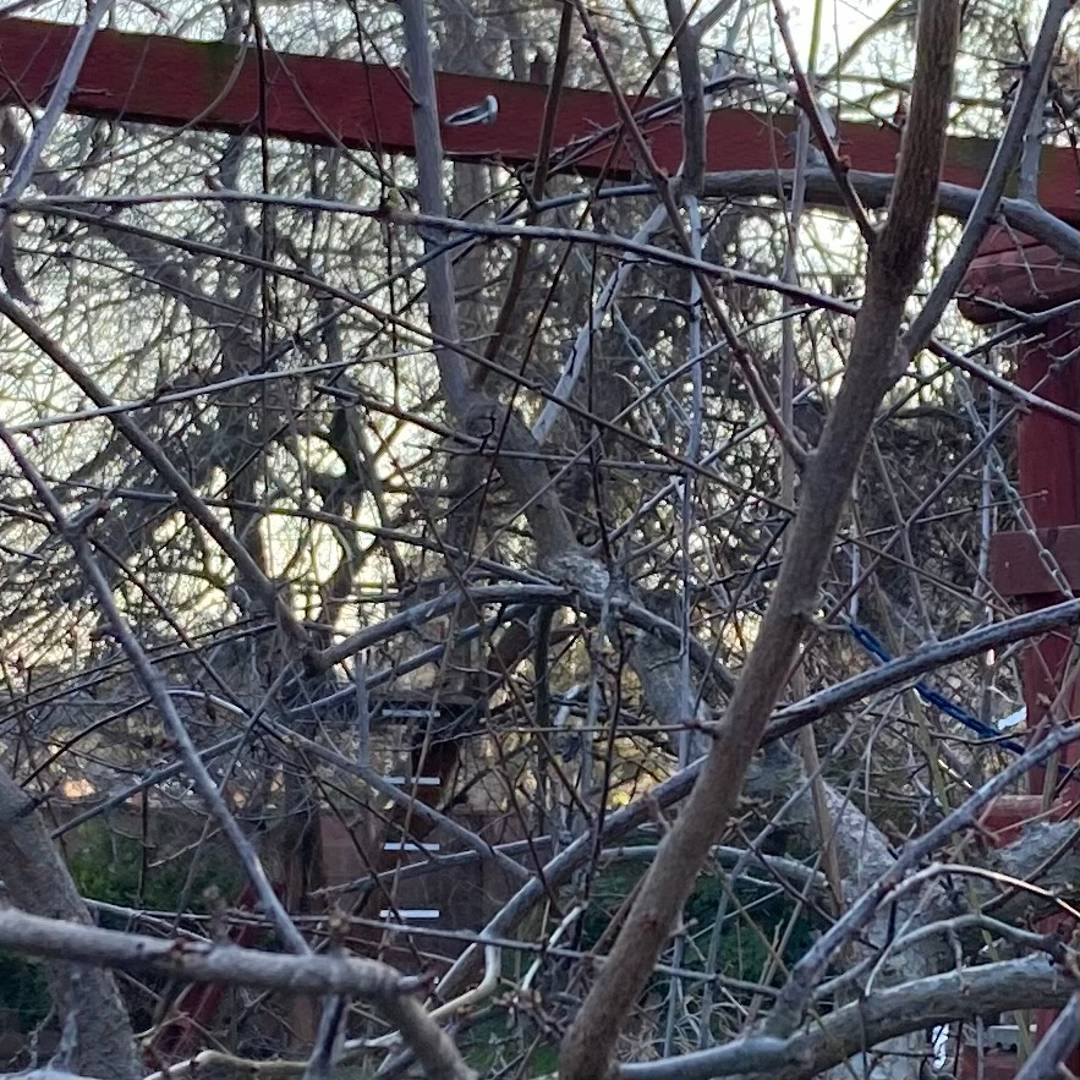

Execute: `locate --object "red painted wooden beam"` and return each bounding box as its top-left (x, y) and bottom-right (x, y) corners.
top-left (3, 15), bottom-right (1080, 221)
top-left (959, 227), bottom-right (1080, 323)
top-left (991, 526), bottom-right (1080, 597)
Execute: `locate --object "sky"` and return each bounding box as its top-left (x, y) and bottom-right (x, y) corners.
top-left (780, 0), bottom-right (898, 65)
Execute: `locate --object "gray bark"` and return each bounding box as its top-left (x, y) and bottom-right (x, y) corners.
top-left (0, 764), bottom-right (140, 1080)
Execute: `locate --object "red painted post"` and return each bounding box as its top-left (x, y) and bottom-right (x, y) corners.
top-left (147, 884), bottom-right (266, 1062)
top-left (961, 231), bottom-right (1080, 1074)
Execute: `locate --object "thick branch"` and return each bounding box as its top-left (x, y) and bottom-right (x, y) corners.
top-left (767, 598), bottom-right (1080, 739)
top-left (618, 956), bottom-right (1080, 1080)
top-left (664, 0), bottom-right (705, 194)
top-left (0, 907), bottom-right (414, 999)
top-left (0, 767), bottom-right (140, 1080)
top-left (1016, 993), bottom-right (1080, 1080)
top-left (398, 0), bottom-right (471, 417)
top-left (558, 5), bottom-right (961, 1075)
top-left (905, 0), bottom-right (1074, 351)
top-left (701, 167), bottom-right (1080, 267)
top-left (0, 907), bottom-right (474, 1080)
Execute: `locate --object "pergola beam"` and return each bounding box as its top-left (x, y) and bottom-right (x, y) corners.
top-left (2, 16), bottom-right (1080, 220)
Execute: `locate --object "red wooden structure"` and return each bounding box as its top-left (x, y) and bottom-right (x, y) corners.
top-left (960, 238), bottom-right (1080, 1074)
top-left (2, 15), bottom-right (1080, 217)
top-left (2, 12), bottom-right (1078, 1071)
top-left (148, 884), bottom-right (266, 1060)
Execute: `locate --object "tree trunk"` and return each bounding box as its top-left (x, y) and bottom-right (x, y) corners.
top-left (0, 764), bottom-right (140, 1080)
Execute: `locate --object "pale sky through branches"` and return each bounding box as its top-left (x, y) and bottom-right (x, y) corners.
top-left (785, 0), bottom-right (896, 64)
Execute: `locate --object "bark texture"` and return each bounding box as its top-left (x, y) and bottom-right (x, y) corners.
top-left (0, 764), bottom-right (140, 1080)
top-left (558, 4), bottom-right (962, 1076)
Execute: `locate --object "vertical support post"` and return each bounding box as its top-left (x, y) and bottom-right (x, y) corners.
top-left (960, 231), bottom-right (1080, 1074)
top-left (1010, 317), bottom-right (1080, 797)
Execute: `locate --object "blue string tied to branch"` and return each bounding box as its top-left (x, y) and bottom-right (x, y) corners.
top-left (846, 620), bottom-right (1025, 755)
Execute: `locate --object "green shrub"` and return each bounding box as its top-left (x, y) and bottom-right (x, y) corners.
top-left (67, 818), bottom-right (244, 913)
top-left (0, 951), bottom-right (50, 1032)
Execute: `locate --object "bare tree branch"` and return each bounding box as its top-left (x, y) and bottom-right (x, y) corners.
top-left (1016, 993), bottom-right (1080, 1080)
top-left (560, 5), bottom-right (963, 1074)
top-left (0, 767), bottom-right (140, 1080)
top-left (0, 0), bottom-right (115, 216)
top-left (618, 955), bottom-right (1080, 1080)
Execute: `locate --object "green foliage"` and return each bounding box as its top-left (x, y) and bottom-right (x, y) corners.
top-left (685, 871), bottom-right (815, 980)
top-left (0, 820), bottom-right (247, 1038)
top-left (0, 951), bottom-right (50, 1032)
top-left (581, 845), bottom-right (815, 985)
top-left (66, 818), bottom-right (244, 913)
top-left (459, 1013), bottom-right (559, 1076)
top-left (456, 849), bottom-right (818, 1075)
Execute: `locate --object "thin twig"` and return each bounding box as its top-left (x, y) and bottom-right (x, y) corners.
top-left (0, 0), bottom-right (116, 215)
top-left (0, 420), bottom-right (309, 956)
top-left (905, 0), bottom-right (1073, 354)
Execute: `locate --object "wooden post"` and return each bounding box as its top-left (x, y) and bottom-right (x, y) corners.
top-left (960, 228), bottom-right (1080, 1075)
